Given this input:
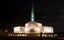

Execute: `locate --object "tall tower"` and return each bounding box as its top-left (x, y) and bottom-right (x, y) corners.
top-left (31, 2), bottom-right (34, 22)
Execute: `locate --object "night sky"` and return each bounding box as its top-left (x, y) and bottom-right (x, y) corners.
top-left (1, 0), bottom-right (64, 33)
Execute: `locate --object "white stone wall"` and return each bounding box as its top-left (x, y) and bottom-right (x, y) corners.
top-left (14, 26), bottom-right (25, 33)
top-left (14, 26), bottom-right (21, 33)
top-left (13, 22), bottom-right (54, 33)
top-left (42, 26), bottom-right (54, 33)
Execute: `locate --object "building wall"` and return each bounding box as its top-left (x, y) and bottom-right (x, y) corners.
top-left (14, 22), bottom-right (54, 33)
top-left (43, 26), bottom-right (54, 33)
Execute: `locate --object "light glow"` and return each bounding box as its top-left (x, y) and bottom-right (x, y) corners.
top-left (31, 3), bottom-right (34, 22)
top-left (43, 26), bottom-right (53, 33)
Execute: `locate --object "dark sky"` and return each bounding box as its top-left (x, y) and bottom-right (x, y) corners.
top-left (1, 0), bottom-right (64, 33)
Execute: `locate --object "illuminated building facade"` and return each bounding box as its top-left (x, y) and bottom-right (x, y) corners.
top-left (13, 3), bottom-right (54, 33)
top-left (14, 23), bottom-right (53, 33)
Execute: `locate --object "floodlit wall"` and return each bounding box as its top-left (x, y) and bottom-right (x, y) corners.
top-left (25, 22), bottom-right (42, 33)
top-left (43, 26), bottom-right (54, 33)
top-left (13, 23), bottom-right (54, 33)
top-left (37, 23), bottom-right (42, 27)
top-left (20, 27), bottom-right (25, 33)
top-left (14, 27), bottom-right (20, 33)
top-left (14, 26), bottom-right (25, 33)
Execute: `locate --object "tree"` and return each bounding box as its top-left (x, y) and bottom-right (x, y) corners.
top-left (0, 29), bottom-right (3, 33)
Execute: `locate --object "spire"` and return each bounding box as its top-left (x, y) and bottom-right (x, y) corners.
top-left (31, 2), bottom-right (34, 22)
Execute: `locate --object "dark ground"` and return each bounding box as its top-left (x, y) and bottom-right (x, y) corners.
top-left (0, 36), bottom-right (64, 40)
